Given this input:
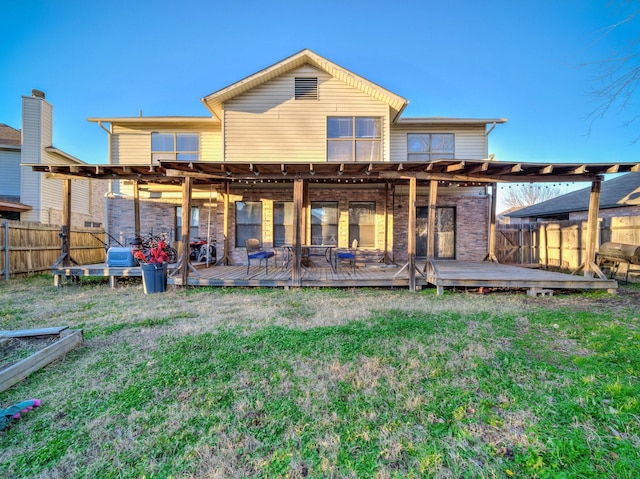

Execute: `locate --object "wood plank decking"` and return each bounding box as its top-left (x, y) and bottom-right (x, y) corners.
top-left (170, 264), bottom-right (411, 288)
top-left (51, 260), bottom-right (618, 293)
top-left (428, 260), bottom-right (618, 294)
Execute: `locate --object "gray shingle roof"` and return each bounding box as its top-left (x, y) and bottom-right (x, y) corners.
top-left (0, 123), bottom-right (21, 146)
top-left (507, 172), bottom-right (640, 218)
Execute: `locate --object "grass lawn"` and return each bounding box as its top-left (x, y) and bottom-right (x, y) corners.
top-left (0, 275), bottom-right (639, 478)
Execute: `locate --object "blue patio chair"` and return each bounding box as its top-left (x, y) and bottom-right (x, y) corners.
top-left (336, 239), bottom-right (358, 272)
top-left (246, 238), bottom-right (275, 274)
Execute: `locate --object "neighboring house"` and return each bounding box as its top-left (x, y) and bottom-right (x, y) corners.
top-left (0, 123), bottom-right (28, 219)
top-left (497, 206), bottom-right (526, 224)
top-left (506, 172), bottom-right (640, 224)
top-left (91, 49), bottom-right (506, 263)
top-left (0, 91), bottom-right (105, 227)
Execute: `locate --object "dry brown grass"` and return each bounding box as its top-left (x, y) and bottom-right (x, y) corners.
top-left (1, 276), bottom-right (639, 478)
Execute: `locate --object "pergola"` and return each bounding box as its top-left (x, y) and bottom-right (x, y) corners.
top-left (29, 159), bottom-right (640, 291)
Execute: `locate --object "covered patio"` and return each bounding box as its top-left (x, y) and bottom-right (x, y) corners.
top-left (30, 158), bottom-right (640, 294)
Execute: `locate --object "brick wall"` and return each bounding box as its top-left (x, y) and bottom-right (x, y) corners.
top-left (88, 180), bottom-right (108, 226)
top-left (392, 190), bottom-right (489, 263)
top-left (106, 184), bottom-right (490, 265)
top-left (106, 196), bottom-right (178, 247)
top-left (224, 185), bottom-right (393, 264)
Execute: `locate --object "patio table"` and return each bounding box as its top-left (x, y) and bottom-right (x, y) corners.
top-left (280, 245), bottom-right (337, 272)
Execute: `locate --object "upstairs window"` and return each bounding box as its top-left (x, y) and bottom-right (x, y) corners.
top-left (152, 132), bottom-right (200, 163)
top-left (407, 133), bottom-right (454, 161)
top-left (295, 77), bottom-right (318, 100)
top-left (327, 117), bottom-right (381, 162)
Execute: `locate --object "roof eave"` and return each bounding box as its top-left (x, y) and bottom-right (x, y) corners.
top-left (0, 200), bottom-right (32, 212)
top-left (0, 144), bottom-right (21, 151)
top-left (88, 116), bottom-right (219, 125)
top-left (43, 147), bottom-right (86, 165)
top-left (395, 117), bottom-right (508, 125)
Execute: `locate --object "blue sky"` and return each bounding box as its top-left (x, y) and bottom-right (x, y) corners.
top-left (1, 0), bottom-right (638, 207)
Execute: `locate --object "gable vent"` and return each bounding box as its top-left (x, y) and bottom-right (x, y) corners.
top-left (295, 77), bottom-right (318, 100)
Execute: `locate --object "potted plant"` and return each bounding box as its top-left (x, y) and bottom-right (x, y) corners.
top-left (134, 240), bottom-right (169, 294)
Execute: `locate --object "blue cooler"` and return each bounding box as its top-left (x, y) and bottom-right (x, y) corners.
top-left (107, 247), bottom-right (137, 267)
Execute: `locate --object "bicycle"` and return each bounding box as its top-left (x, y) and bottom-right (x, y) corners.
top-left (130, 233), bottom-right (178, 264)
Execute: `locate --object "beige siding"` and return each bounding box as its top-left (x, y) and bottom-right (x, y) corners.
top-left (390, 124), bottom-right (488, 161)
top-left (224, 66), bottom-right (391, 162)
top-left (111, 125), bottom-right (222, 164)
top-left (70, 180), bottom-right (92, 217)
top-left (201, 128), bottom-right (222, 161)
top-left (455, 128), bottom-right (488, 159)
top-left (112, 126), bottom-right (151, 164)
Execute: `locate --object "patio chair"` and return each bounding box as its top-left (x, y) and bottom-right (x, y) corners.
top-left (336, 239), bottom-right (358, 272)
top-left (278, 245), bottom-right (292, 270)
top-left (245, 238), bottom-right (275, 274)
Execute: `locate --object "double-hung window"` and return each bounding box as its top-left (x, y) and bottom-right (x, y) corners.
top-left (236, 202), bottom-right (263, 247)
top-left (152, 132), bottom-right (200, 163)
top-left (176, 207), bottom-right (199, 242)
top-left (310, 202), bottom-right (338, 245)
top-left (273, 202), bottom-right (293, 246)
top-left (327, 117), bottom-right (381, 162)
top-left (407, 133), bottom-right (454, 161)
top-left (349, 202), bottom-right (376, 247)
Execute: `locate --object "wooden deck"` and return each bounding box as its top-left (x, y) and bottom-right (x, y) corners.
top-left (51, 260), bottom-right (618, 293)
top-left (169, 263), bottom-right (411, 288)
top-left (428, 260), bottom-right (618, 294)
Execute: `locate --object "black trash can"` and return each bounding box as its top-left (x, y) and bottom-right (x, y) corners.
top-left (141, 262), bottom-right (167, 294)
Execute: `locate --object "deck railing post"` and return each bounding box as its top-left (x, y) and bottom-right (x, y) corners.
top-left (584, 176), bottom-right (602, 278)
top-left (408, 177), bottom-right (417, 291)
top-left (571, 175), bottom-right (606, 279)
top-left (292, 179), bottom-right (304, 287)
top-left (181, 177), bottom-right (193, 287)
top-left (133, 180), bottom-right (141, 240)
top-left (424, 179), bottom-right (438, 276)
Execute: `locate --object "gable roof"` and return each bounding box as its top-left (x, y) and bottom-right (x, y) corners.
top-left (201, 49), bottom-right (408, 121)
top-left (0, 123), bottom-right (21, 148)
top-left (507, 172), bottom-right (640, 218)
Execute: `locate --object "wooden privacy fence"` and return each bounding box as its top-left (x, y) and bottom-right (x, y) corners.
top-left (0, 221), bottom-right (106, 279)
top-left (496, 216), bottom-right (640, 271)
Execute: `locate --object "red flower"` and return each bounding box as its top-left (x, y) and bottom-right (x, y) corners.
top-left (133, 249), bottom-right (148, 263)
top-left (149, 241), bottom-right (169, 263)
top-left (134, 241), bottom-right (169, 264)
